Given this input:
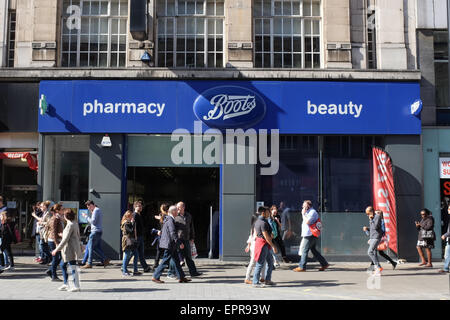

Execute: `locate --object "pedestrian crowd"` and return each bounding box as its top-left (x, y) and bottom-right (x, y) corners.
top-left (1, 194), bottom-right (449, 291)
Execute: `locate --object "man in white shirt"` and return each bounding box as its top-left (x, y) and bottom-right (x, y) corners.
top-left (293, 200), bottom-right (329, 272)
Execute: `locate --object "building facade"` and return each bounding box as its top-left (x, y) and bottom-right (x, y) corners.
top-left (0, 0), bottom-right (427, 261)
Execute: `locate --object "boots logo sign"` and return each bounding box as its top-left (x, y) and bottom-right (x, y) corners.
top-left (193, 86), bottom-right (266, 129)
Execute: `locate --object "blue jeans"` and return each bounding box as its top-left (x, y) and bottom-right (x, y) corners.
top-left (153, 248), bottom-right (185, 280)
top-left (135, 236), bottom-right (149, 270)
top-left (36, 234), bottom-right (44, 259)
top-left (444, 243), bottom-right (450, 272)
top-left (252, 244), bottom-right (274, 285)
top-left (40, 238), bottom-right (52, 263)
top-left (298, 236), bottom-right (328, 270)
top-left (62, 260), bottom-right (80, 288)
top-left (168, 240), bottom-right (198, 277)
top-left (122, 248), bottom-right (138, 274)
top-left (48, 241), bottom-right (64, 279)
top-left (82, 231), bottom-right (106, 265)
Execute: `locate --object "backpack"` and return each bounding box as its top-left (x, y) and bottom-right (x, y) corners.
top-left (380, 218), bottom-right (386, 237)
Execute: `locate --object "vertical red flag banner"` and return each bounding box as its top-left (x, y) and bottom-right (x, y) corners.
top-left (372, 147), bottom-right (398, 254)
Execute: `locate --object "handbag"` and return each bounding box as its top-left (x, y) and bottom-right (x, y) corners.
top-left (309, 218), bottom-right (322, 238)
top-left (125, 221), bottom-right (138, 250)
top-left (377, 237), bottom-right (388, 251)
top-left (420, 229), bottom-right (434, 239)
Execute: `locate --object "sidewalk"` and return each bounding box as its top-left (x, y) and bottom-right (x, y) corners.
top-left (1, 256), bottom-right (449, 300)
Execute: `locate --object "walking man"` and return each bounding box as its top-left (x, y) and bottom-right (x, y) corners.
top-left (293, 200), bottom-right (329, 272)
top-left (168, 202), bottom-right (201, 278)
top-left (152, 205), bottom-right (191, 283)
top-left (81, 200), bottom-right (111, 269)
top-left (362, 206), bottom-right (383, 274)
top-left (438, 205), bottom-right (450, 273)
top-left (133, 201), bottom-right (151, 273)
top-left (252, 206), bottom-right (278, 287)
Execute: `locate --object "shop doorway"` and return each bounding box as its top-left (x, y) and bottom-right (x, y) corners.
top-left (127, 166), bottom-right (220, 258)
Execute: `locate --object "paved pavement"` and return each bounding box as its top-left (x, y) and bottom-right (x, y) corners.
top-left (1, 256), bottom-right (449, 301)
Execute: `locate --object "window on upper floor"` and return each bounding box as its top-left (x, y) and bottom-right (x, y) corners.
top-left (7, 10), bottom-right (16, 67)
top-left (434, 30), bottom-right (450, 125)
top-left (61, 0), bottom-right (128, 67)
top-left (156, 0), bottom-right (224, 68)
top-left (253, 0), bottom-right (321, 68)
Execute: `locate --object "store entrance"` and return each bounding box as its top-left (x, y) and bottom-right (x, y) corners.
top-left (127, 166), bottom-right (220, 258)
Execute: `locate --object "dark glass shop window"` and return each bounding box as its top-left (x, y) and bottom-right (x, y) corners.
top-left (322, 136), bottom-right (383, 212)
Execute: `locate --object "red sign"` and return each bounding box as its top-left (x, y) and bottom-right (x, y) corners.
top-left (0, 152), bottom-right (38, 171)
top-left (372, 147), bottom-right (398, 254)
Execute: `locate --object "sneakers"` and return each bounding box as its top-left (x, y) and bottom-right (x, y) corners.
top-left (166, 274), bottom-right (178, 280)
top-left (81, 264), bottom-right (92, 269)
top-left (244, 279), bottom-right (252, 284)
top-left (252, 283), bottom-right (264, 288)
top-left (318, 264), bottom-right (330, 271)
top-left (273, 262), bottom-right (280, 268)
top-left (373, 267), bottom-right (383, 275)
top-left (58, 284), bottom-right (68, 291)
top-left (293, 267), bottom-right (305, 272)
top-left (68, 287), bottom-right (80, 292)
top-left (122, 272), bottom-right (134, 278)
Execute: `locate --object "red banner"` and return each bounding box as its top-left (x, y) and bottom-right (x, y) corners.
top-left (0, 152), bottom-right (38, 171)
top-left (372, 147), bottom-right (398, 254)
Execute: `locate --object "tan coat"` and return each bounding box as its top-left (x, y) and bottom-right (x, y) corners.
top-left (55, 220), bottom-right (82, 262)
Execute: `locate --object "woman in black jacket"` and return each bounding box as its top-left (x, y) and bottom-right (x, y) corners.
top-left (0, 211), bottom-right (16, 270)
top-left (415, 208), bottom-right (435, 268)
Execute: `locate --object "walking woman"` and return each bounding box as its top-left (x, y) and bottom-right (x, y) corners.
top-left (0, 211), bottom-right (15, 270)
top-left (415, 208), bottom-right (435, 268)
top-left (46, 204), bottom-right (64, 281)
top-left (121, 210), bottom-right (139, 277)
top-left (52, 208), bottom-right (82, 292)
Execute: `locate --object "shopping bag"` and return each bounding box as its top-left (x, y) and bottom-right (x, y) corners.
top-left (191, 241), bottom-right (198, 259)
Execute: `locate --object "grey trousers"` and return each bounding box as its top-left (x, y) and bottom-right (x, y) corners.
top-left (368, 239), bottom-right (381, 268)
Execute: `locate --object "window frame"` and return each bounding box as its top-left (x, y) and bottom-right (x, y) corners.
top-left (253, 0), bottom-right (322, 69)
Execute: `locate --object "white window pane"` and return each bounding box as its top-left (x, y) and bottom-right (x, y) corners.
top-left (196, 2), bottom-right (203, 14)
top-left (263, 19), bottom-right (270, 34)
top-left (283, 19), bottom-right (291, 35)
top-left (82, 2), bottom-right (90, 15)
top-left (100, 1), bottom-right (108, 15)
top-left (303, 0), bottom-right (311, 16)
top-left (255, 19), bottom-right (262, 35)
top-left (304, 20), bottom-right (311, 35)
top-left (283, 1), bottom-right (291, 15)
top-left (216, 19), bottom-right (222, 34)
top-left (313, 20), bottom-right (319, 34)
top-left (254, 0), bottom-right (262, 16)
top-left (111, 19), bottom-right (119, 34)
top-left (156, 0), bottom-right (165, 16)
top-left (274, 18), bottom-right (282, 34)
top-left (177, 18), bottom-right (185, 34)
top-left (187, 1), bottom-right (195, 14)
top-left (90, 18), bottom-right (99, 34)
top-left (207, 19), bottom-right (214, 35)
top-left (263, 0), bottom-right (271, 16)
top-left (167, 18), bottom-right (174, 34)
top-left (158, 19), bottom-right (165, 35)
top-left (120, 1), bottom-right (128, 16)
top-left (167, 0), bottom-right (175, 15)
top-left (216, 1), bottom-right (224, 15)
top-left (119, 19), bottom-right (127, 34)
top-left (197, 18), bottom-right (204, 34)
top-left (312, 0), bottom-right (320, 16)
top-left (293, 1), bottom-right (300, 15)
top-left (274, 1), bottom-right (282, 15)
top-left (187, 18), bottom-right (195, 34)
top-left (81, 18), bottom-right (89, 33)
top-left (91, 1), bottom-right (99, 15)
top-left (206, 1), bottom-right (214, 15)
top-left (293, 19), bottom-right (301, 34)
top-left (111, 2), bottom-right (119, 15)
top-left (100, 18), bottom-right (108, 33)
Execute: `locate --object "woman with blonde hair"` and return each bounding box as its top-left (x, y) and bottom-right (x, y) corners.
top-left (121, 210), bottom-right (139, 277)
top-left (52, 208), bottom-right (82, 292)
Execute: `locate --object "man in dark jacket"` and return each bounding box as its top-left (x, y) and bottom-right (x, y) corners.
top-left (167, 202), bottom-right (201, 278)
top-left (439, 205), bottom-right (450, 273)
top-left (151, 206), bottom-right (191, 283)
top-left (133, 201), bottom-right (151, 273)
